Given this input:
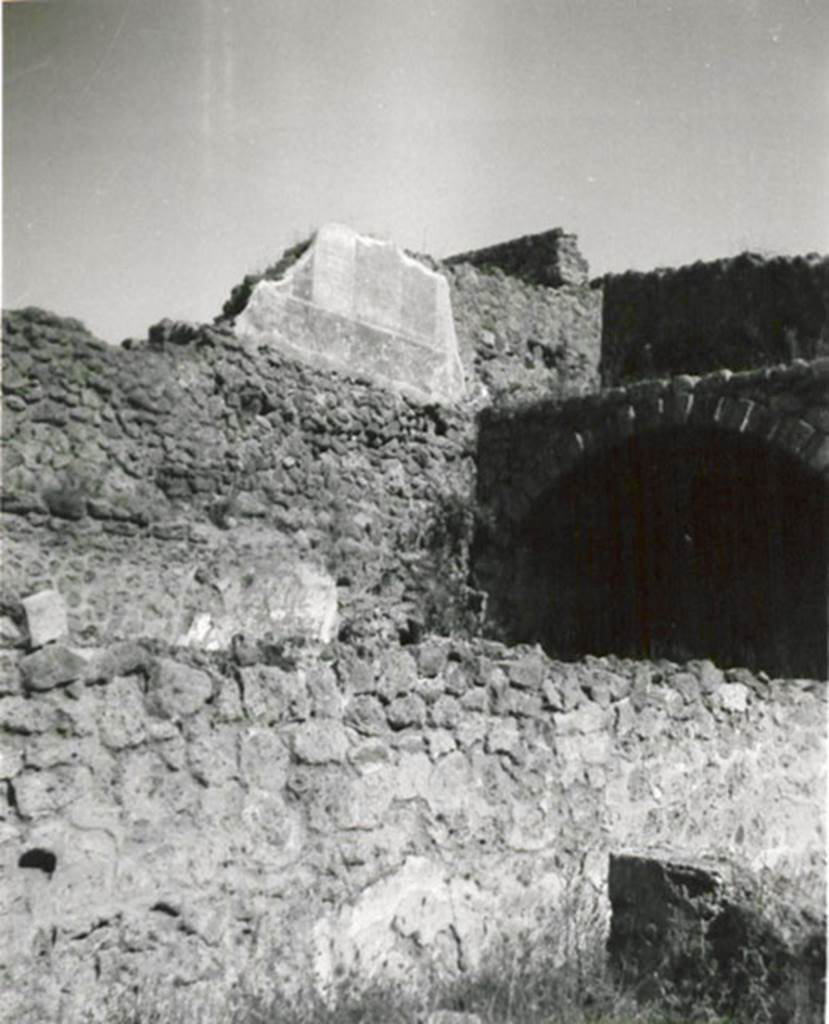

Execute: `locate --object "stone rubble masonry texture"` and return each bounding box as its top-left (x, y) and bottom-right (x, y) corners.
top-left (235, 223), bottom-right (466, 405)
top-left (0, 306), bottom-right (477, 647)
top-left (0, 231), bottom-right (827, 1020)
top-left (0, 638), bottom-right (825, 1024)
top-left (600, 251), bottom-right (829, 385)
top-left (445, 228), bottom-right (590, 289)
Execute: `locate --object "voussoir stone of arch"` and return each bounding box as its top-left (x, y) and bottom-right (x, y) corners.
top-left (775, 416), bottom-right (816, 456)
top-left (718, 396), bottom-right (753, 433)
top-left (805, 434), bottom-right (829, 474)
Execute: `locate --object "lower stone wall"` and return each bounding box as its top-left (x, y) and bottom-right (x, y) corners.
top-left (2, 635), bottom-right (824, 1022)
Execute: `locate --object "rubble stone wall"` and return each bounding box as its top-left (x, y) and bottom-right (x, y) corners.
top-left (446, 229), bottom-right (590, 288)
top-left (1, 637), bottom-right (824, 1023)
top-left (600, 253), bottom-right (829, 385)
top-left (1, 309), bottom-right (476, 647)
top-left (442, 261), bottom-right (601, 403)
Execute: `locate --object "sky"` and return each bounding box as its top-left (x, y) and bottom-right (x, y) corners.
top-left (3, 0), bottom-right (828, 343)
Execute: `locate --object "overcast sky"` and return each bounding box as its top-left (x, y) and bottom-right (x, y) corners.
top-left (3, 0), bottom-right (828, 343)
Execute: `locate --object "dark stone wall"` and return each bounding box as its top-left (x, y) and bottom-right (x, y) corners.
top-left (601, 252), bottom-right (829, 385)
top-left (445, 228), bottom-right (590, 288)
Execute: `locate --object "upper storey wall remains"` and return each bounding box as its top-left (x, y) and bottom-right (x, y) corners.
top-left (445, 228), bottom-right (590, 288)
top-left (234, 223), bottom-right (465, 405)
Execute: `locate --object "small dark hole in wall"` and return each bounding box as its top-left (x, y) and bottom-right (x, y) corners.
top-left (398, 618), bottom-right (424, 645)
top-left (151, 901), bottom-right (181, 918)
top-left (423, 404), bottom-right (449, 436)
top-left (18, 848), bottom-right (57, 878)
top-left (6, 780), bottom-right (18, 810)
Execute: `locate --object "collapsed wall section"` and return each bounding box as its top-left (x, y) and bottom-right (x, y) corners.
top-left (601, 252), bottom-right (829, 385)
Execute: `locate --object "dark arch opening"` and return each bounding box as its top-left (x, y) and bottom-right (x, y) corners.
top-left (483, 427), bottom-right (828, 679)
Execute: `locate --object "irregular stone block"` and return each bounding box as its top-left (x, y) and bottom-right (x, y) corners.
top-left (608, 853), bottom-right (826, 1023)
top-left (416, 640), bottom-right (447, 678)
top-left (507, 652), bottom-right (547, 690)
top-left (145, 658), bottom-right (213, 719)
top-left (376, 649), bottom-right (418, 702)
top-left (336, 771), bottom-right (394, 829)
top-left (485, 718), bottom-right (523, 761)
top-left (235, 223), bottom-right (465, 405)
top-left (82, 641), bottom-right (151, 683)
top-left (239, 728), bottom-right (289, 791)
top-left (21, 589), bottom-right (68, 649)
top-left (97, 676), bottom-right (149, 749)
top-left (240, 665), bottom-right (309, 723)
top-left (349, 738), bottom-right (392, 770)
top-left (719, 681), bottom-right (750, 714)
top-left (553, 702), bottom-right (608, 735)
top-left (0, 650), bottom-right (22, 695)
top-left (293, 721), bottom-right (348, 764)
top-left (306, 664), bottom-right (343, 719)
top-left (429, 694), bottom-right (462, 730)
top-left (0, 745), bottom-right (23, 780)
top-left (443, 661), bottom-right (471, 697)
top-left (344, 695), bottom-right (388, 736)
top-left (426, 729), bottom-right (456, 759)
top-left (13, 765), bottom-right (87, 819)
top-left (555, 730), bottom-right (611, 766)
top-left (19, 644), bottom-right (87, 692)
top-left (387, 694), bottom-right (427, 730)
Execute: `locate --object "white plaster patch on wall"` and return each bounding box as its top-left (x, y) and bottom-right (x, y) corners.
top-left (178, 561), bottom-right (338, 648)
top-left (235, 223), bottom-right (466, 404)
top-left (312, 857), bottom-right (487, 985)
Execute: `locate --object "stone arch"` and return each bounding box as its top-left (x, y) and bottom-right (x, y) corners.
top-left (477, 409), bottom-right (829, 679)
top-left (503, 372), bottom-right (829, 529)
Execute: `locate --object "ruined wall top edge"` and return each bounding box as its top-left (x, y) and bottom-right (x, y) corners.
top-left (234, 222), bottom-right (466, 405)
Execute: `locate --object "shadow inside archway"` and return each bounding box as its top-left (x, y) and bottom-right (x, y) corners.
top-left (475, 427), bottom-right (828, 679)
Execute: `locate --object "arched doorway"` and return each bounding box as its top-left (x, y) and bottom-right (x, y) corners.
top-left (486, 427), bottom-right (828, 679)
